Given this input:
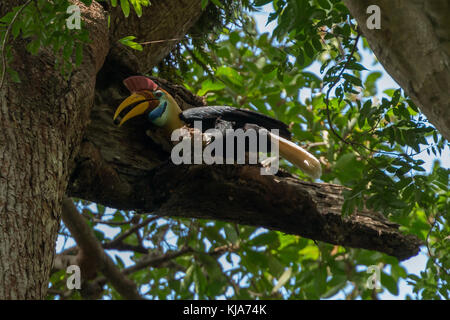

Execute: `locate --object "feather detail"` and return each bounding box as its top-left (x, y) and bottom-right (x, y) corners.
top-left (180, 106), bottom-right (292, 140)
top-left (123, 76), bottom-right (158, 93)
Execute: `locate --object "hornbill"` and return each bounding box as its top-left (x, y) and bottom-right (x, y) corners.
top-left (113, 76), bottom-right (322, 179)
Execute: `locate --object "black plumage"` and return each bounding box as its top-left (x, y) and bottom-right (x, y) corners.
top-left (179, 106), bottom-right (292, 140)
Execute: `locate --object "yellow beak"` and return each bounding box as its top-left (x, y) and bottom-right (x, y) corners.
top-left (113, 92), bottom-right (159, 126)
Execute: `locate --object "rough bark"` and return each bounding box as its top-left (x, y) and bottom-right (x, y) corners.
top-left (0, 0), bottom-right (205, 299)
top-left (343, 0), bottom-right (450, 140)
top-left (107, 0), bottom-right (204, 74)
top-left (0, 1), bottom-right (109, 299)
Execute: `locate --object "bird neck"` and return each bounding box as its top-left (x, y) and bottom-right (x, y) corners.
top-left (161, 93), bottom-right (184, 133)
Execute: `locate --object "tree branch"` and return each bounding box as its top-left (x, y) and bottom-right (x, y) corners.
top-left (61, 197), bottom-right (144, 300)
top-left (69, 150), bottom-right (422, 261)
top-left (103, 216), bottom-right (158, 251)
top-left (67, 76), bottom-right (423, 261)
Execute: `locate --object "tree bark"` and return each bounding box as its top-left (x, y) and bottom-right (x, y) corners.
top-left (343, 0), bottom-right (450, 140)
top-left (0, 0), bottom-right (109, 299)
top-left (0, 0), bottom-right (206, 299)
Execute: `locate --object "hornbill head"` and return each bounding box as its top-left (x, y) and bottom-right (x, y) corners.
top-left (113, 76), bottom-right (170, 127)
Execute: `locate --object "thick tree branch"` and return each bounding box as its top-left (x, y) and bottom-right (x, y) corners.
top-left (67, 77), bottom-right (422, 261)
top-left (68, 151), bottom-right (421, 261)
top-left (65, 0), bottom-right (427, 263)
top-left (61, 197), bottom-right (143, 300)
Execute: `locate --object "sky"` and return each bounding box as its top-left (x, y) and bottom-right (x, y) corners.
top-left (56, 4), bottom-right (449, 300)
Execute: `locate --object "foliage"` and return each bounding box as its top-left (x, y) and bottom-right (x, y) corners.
top-left (2, 0), bottom-right (448, 300)
top-left (158, 2), bottom-right (448, 299)
top-left (0, 0), bottom-right (93, 81)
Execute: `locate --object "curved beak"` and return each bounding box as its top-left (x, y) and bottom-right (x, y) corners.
top-left (113, 92), bottom-right (160, 126)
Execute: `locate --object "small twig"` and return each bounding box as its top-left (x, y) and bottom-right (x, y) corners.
top-left (139, 38), bottom-right (187, 45)
top-left (103, 216), bottom-right (158, 250)
top-left (324, 33), bottom-right (407, 158)
top-left (138, 34), bottom-right (205, 46)
top-left (103, 242), bottom-right (148, 254)
top-left (90, 218), bottom-right (131, 226)
top-left (303, 141), bottom-right (328, 150)
top-left (324, 33), bottom-right (361, 147)
top-left (124, 246), bottom-right (193, 275)
top-left (184, 44), bottom-right (215, 78)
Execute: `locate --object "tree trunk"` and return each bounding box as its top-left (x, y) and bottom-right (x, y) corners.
top-left (0, 0), bottom-right (109, 299)
top-left (343, 0), bottom-right (450, 140)
top-left (0, 0), bottom-right (206, 299)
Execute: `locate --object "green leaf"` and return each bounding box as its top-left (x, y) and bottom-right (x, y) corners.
top-left (391, 88), bottom-right (401, 106)
top-left (315, 266), bottom-right (328, 295)
top-left (63, 38), bottom-right (74, 60)
top-left (93, 230), bottom-right (105, 241)
top-left (193, 265), bottom-right (207, 295)
top-left (389, 199), bottom-right (408, 209)
top-left (343, 73), bottom-right (362, 86)
top-left (317, 0), bottom-right (331, 10)
top-left (130, 0), bottom-right (143, 17)
top-left (312, 37), bottom-right (322, 51)
top-left (224, 224), bottom-right (239, 244)
top-left (347, 62), bottom-right (367, 71)
top-left (322, 275), bottom-right (347, 299)
top-left (118, 36), bottom-right (143, 51)
top-left (249, 231), bottom-right (278, 247)
top-left (254, 0), bottom-right (273, 6)
top-left (120, 0), bottom-right (130, 17)
top-left (197, 79), bottom-right (225, 96)
top-left (0, 11), bottom-right (15, 23)
top-left (296, 48), bottom-right (305, 67)
top-left (181, 265), bottom-right (195, 291)
top-left (26, 39), bottom-right (41, 55)
top-left (210, 0), bottom-right (223, 8)
top-left (262, 64), bottom-right (277, 74)
top-left (75, 43), bottom-right (83, 67)
top-left (7, 68), bottom-right (21, 83)
top-left (359, 99), bottom-right (372, 127)
top-left (201, 0), bottom-right (209, 10)
top-left (11, 20), bottom-right (22, 39)
top-left (407, 99), bottom-right (419, 112)
top-left (216, 66), bottom-right (243, 87)
top-left (381, 272), bottom-right (399, 295)
top-left (115, 255), bottom-right (125, 268)
top-left (304, 41), bottom-right (315, 58)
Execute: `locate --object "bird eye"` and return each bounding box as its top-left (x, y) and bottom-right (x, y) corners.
top-left (154, 90), bottom-right (163, 98)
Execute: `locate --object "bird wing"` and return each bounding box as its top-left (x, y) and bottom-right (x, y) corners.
top-left (180, 106), bottom-right (291, 140)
